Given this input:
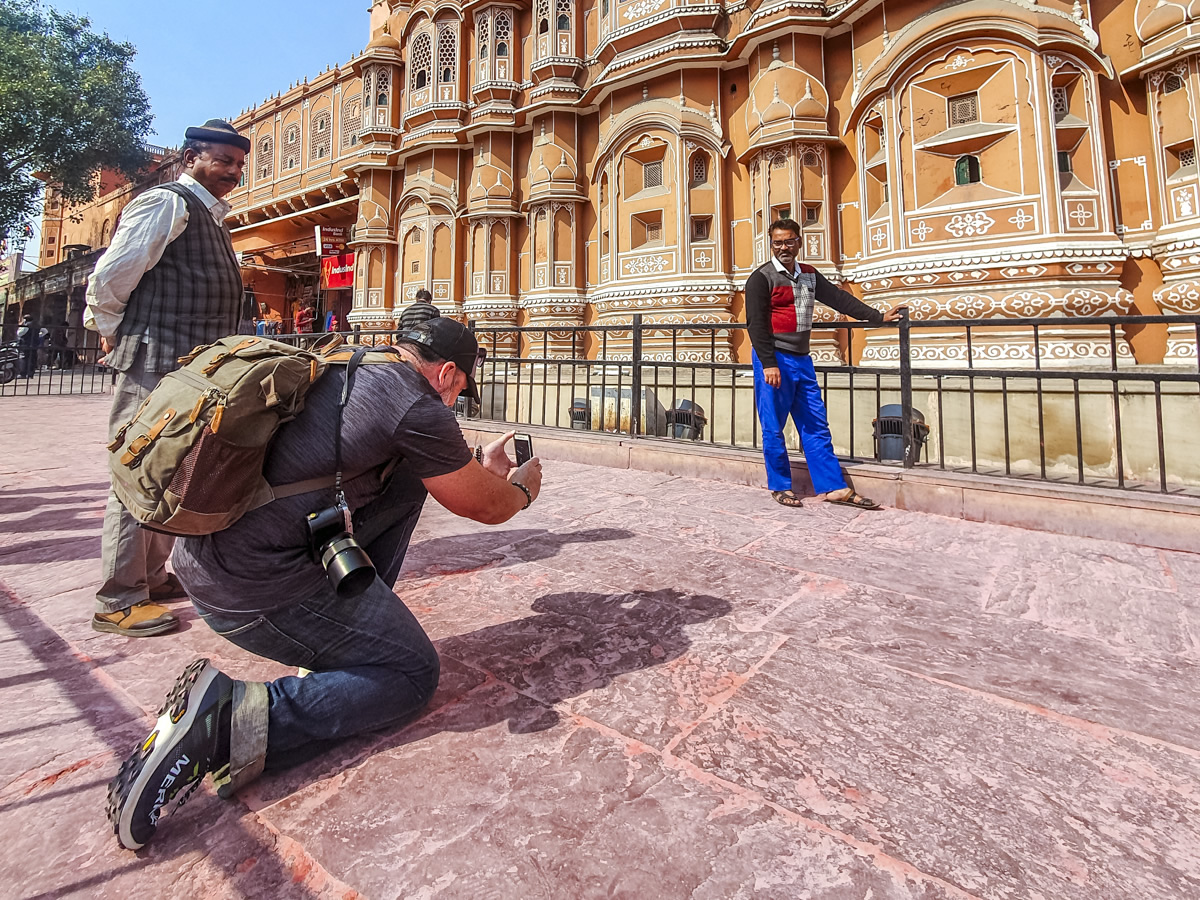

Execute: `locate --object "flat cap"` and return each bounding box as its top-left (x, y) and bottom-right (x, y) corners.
top-left (184, 119), bottom-right (251, 153)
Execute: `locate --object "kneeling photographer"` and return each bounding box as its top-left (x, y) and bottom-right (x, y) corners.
top-left (106, 318), bottom-right (541, 851)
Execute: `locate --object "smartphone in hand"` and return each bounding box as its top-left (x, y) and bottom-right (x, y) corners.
top-left (513, 433), bottom-right (533, 466)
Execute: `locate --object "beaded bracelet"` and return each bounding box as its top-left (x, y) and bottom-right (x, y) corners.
top-left (511, 481), bottom-right (533, 510)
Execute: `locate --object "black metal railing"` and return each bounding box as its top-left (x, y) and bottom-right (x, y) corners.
top-left (453, 312), bottom-right (1200, 496)
top-left (22, 316), bottom-right (1194, 495)
top-left (0, 332), bottom-right (113, 397)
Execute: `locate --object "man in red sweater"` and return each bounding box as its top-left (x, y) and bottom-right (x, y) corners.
top-left (744, 218), bottom-right (905, 509)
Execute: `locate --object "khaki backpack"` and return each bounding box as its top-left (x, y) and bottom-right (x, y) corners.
top-left (108, 334), bottom-right (403, 536)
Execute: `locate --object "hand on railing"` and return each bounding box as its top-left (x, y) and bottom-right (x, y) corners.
top-left (881, 304), bottom-right (909, 323)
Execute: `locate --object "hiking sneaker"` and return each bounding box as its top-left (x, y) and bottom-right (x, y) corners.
top-left (106, 658), bottom-right (233, 850)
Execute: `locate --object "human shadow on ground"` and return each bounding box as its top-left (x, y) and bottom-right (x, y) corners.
top-left (0, 483), bottom-right (109, 515)
top-left (0, 534), bottom-right (101, 563)
top-left (398, 527), bottom-right (635, 581)
top-left (245, 587), bottom-right (732, 806)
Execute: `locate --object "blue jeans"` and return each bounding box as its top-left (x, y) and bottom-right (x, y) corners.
top-left (195, 474), bottom-right (440, 788)
top-left (753, 349), bottom-right (848, 495)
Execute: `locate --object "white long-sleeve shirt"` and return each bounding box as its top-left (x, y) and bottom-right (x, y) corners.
top-left (84, 173), bottom-right (233, 340)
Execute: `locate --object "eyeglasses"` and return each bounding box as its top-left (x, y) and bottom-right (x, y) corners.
top-left (771, 238), bottom-right (799, 248)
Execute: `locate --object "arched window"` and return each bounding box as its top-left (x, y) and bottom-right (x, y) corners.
top-left (539, 18), bottom-right (549, 34)
top-left (310, 111), bottom-right (331, 160)
top-left (554, 0), bottom-right (571, 54)
top-left (437, 22), bottom-right (457, 88)
top-left (690, 151), bottom-right (709, 186)
top-left (376, 70), bottom-right (389, 107)
top-left (342, 95), bottom-right (361, 148)
top-left (283, 124), bottom-right (301, 170)
top-left (955, 155), bottom-right (981, 185)
top-left (410, 32), bottom-right (432, 92)
top-left (257, 136), bottom-right (273, 180)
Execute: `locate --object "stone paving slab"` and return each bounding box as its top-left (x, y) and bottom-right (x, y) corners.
top-left (1, 394), bottom-right (1199, 899)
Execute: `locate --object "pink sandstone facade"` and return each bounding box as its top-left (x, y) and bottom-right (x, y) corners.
top-left (31, 0), bottom-right (1200, 368)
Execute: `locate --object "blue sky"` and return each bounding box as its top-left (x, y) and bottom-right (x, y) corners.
top-left (15, 2), bottom-right (367, 267)
top-left (62, 0), bottom-right (369, 145)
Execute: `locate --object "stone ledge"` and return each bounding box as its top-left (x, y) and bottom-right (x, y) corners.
top-left (460, 422), bottom-right (1200, 552)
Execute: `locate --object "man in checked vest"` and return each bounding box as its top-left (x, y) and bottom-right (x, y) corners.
top-left (744, 218), bottom-right (906, 511)
top-left (85, 119), bottom-right (249, 637)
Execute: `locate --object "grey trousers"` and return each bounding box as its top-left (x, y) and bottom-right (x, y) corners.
top-left (96, 345), bottom-right (175, 613)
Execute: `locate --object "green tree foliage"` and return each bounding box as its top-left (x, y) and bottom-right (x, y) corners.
top-left (0, 0), bottom-right (152, 240)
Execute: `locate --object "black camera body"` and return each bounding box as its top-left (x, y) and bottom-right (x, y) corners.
top-left (306, 499), bottom-right (376, 599)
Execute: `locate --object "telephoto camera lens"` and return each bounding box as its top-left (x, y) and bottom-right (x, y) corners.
top-left (320, 537), bottom-right (376, 599)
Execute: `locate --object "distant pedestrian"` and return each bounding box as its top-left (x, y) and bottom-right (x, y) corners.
top-left (83, 118), bottom-right (249, 637)
top-left (295, 302), bottom-right (315, 333)
top-left (16, 315), bottom-right (37, 378)
top-left (745, 218), bottom-right (906, 510)
top-left (397, 288), bottom-right (441, 330)
top-left (51, 320), bottom-right (74, 369)
top-left (237, 291), bottom-right (257, 334)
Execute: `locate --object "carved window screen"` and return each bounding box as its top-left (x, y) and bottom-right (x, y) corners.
top-left (342, 96), bottom-right (361, 147)
top-left (948, 93), bottom-right (979, 126)
top-left (1052, 87), bottom-right (1069, 117)
top-left (283, 126), bottom-right (300, 170)
top-left (1166, 73), bottom-right (1185, 94)
top-left (411, 33), bottom-right (432, 90)
top-left (438, 23), bottom-right (457, 84)
top-left (643, 160), bottom-right (663, 188)
top-left (495, 12), bottom-right (511, 58)
top-left (257, 137), bottom-right (273, 180)
top-left (1182, 147), bottom-right (1196, 168)
top-left (690, 153), bottom-right (708, 186)
top-left (310, 112), bottom-right (331, 160)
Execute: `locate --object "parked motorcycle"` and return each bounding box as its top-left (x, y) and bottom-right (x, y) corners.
top-left (0, 341), bottom-right (19, 384)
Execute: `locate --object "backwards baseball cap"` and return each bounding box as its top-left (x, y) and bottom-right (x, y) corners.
top-left (184, 119), bottom-right (251, 153)
top-left (397, 317), bottom-right (484, 403)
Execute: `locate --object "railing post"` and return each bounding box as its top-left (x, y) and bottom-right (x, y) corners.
top-left (352, 323), bottom-right (361, 345)
top-left (630, 313), bottom-right (643, 437)
top-left (898, 308), bottom-right (915, 468)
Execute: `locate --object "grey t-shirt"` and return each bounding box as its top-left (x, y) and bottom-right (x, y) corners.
top-left (172, 361), bottom-right (472, 615)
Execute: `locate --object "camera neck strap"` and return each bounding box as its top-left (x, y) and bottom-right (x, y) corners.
top-left (333, 348), bottom-right (370, 502)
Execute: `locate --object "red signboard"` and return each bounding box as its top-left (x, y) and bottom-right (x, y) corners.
top-left (320, 252), bottom-right (355, 290)
top-left (315, 225), bottom-right (348, 256)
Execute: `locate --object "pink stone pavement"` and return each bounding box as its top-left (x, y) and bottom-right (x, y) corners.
top-left (2, 394), bottom-right (1199, 899)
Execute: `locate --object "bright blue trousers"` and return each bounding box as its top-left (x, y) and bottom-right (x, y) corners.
top-left (753, 349), bottom-right (848, 494)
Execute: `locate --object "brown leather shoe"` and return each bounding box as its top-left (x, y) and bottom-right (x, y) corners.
top-left (148, 574), bottom-right (189, 603)
top-left (92, 601), bottom-right (180, 637)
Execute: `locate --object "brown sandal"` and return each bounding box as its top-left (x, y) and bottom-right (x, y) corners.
top-left (825, 490), bottom-right (881, 510)
top-left (771, 490), bottom-right (804, 508)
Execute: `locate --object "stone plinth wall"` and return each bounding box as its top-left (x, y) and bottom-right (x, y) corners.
top-left (474, 367), bottom-right (1200, 489)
